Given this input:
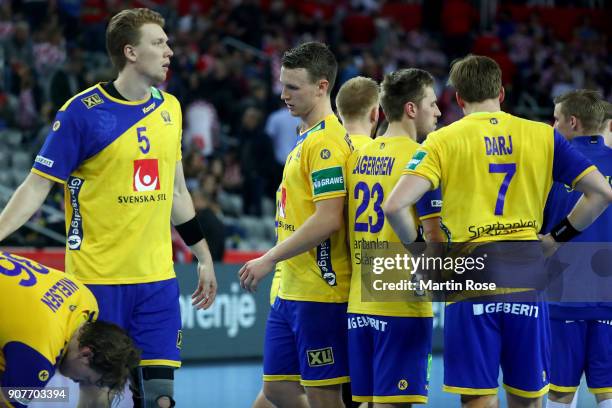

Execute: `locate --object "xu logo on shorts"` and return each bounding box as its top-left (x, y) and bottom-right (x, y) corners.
top-left (307, 347), bottom-right (334, 367)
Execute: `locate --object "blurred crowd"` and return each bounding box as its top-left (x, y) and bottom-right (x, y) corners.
top-left (0, 0), bottom-right (610, 256)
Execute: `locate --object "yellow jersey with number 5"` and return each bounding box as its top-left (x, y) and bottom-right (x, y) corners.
top-left (32, 84), bottom-right (182, 284)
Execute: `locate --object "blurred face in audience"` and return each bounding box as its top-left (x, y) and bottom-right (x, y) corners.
top-left (279, 67), bottom-right (319, 120)
top-left (131, 23), bottom-right (173, 84)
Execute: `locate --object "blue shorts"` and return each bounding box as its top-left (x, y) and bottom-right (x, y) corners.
top-left (87, 278), bottom-right (182, 367)
top-left (550, 319), bottom-right (612, 394)
top-left (443, 299), bottom-right (550, 398)
top-left (263, 298), bottom-right (349, 386)
top-left (348, 313), bottom-right (432, 404)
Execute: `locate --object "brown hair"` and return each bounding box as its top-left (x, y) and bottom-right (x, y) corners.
top-left (282, 42), bottom-right (338, 94)
top-left (554, 89), bottom-right (606, 134)
top-left (448, 55), bottom-right (502, 103)
top-left (336, 76), bottom-right (379, 122)
top-left (79, 321), bottom-right (141, 391)
top-left (380, 68), bottom-right (434, 122)
top-left (106, 8), bottom-right (165, 71)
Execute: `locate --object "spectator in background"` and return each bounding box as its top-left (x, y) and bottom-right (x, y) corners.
top-left (49, 47), bottom-right (87, 113)
top-left (193, 174), bottom-right (226, 261)
top-left (12, 63), bottom-right (42, 131)
top-left (265, 100), bottom-right (301, 193)
top-left (239, 106), bottom-right (275, 215)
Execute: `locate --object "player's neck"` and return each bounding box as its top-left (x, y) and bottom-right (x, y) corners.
top-left (383, 121), bottom-right (417, 141)
top-left (302, 99), bottom-right (334, 129)
top-left (463, 100), bottom-right (501, 115)
top-left (343, 120), bottom-right (372, 136)
top-left (113, 71), bottom-right (153, 101)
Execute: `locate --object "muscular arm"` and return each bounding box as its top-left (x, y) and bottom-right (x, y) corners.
top-left (239, 196), bottom-right (344, 292)
top-left (0, 173), bottom-right (54, 242)
top-left (383, 174), bottom-right (432, 244)
top-left (171, 162), bottom-right (217, 309)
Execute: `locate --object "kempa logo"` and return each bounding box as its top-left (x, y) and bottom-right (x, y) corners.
top-left (81, 93), bottom-right (104, 109)
top-left (307, 347), bottom-right (334, 367)
top-left (142, 102), bottom-right (156, 114)
top-left (398, 379), bottom-right (408, 390)
top-left (38, 369), bottom-right (49, 381)
top-left (35, 155), bottom-right (54, 168)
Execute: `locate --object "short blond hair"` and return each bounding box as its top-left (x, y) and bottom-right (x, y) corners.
top-left (336, 76), bottom-right (379, 122)
top-left (554, 89), bottom-right (606, 134)
top-left (106, 8), bottom-right (165, 71)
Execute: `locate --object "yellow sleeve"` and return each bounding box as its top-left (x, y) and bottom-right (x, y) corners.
top-left (402, 135), bottom-right (443, 190)
top-left (304, 134), bottom-right (350, 202)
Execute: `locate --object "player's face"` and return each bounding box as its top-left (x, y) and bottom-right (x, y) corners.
top-left (415, 86), bottom-right (441, 141)
top-left (279, 67), bottom-right (319, 120)
top-left (132, 23), bottom-right (173, 85)
top-left (59, 346), bottom-right (104, 387)
top-left (553, 103), bottom-right (572, 138)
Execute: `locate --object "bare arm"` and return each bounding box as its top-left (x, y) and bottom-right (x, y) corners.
top-left (0, 173), bottom-right (54, 242)
top-left (566, 169), bottom-right (612, 230)
top-left (239, 196), bottom-right (344, 292)
top-left (171, 161), bottom-right (217, 309)
top-left (383, 174), bottom-right (432, 244)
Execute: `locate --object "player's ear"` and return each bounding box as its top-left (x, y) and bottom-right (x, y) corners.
top-left (124, 44), bottom-right (137, 63)
top-left (499, 87), bottom-right (505, 104)
top-left (455, 92), bottom-right (465, 109)
top-left (370, 105), bottom-right (379, 124)
top-left (404, 101), bottom-right (417, 119)
top-left (78, 346), bottom-right (94, 364)
top-left (569, 115), bottom-right (579, 131)
top-left (318, 79), bottom-right (329, 96)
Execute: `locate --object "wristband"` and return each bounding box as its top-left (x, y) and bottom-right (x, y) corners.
top-left (175, 216), bottom-right (204, 246)
top-left (550, 217), bottom-right (580, 242)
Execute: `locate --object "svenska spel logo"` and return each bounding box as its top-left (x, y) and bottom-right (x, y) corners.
top-left (133, 159), bottom-right (160, 191)
top-left (278, 186), bottom-right (287, 218)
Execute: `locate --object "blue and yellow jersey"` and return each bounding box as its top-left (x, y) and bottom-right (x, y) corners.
top-left (349, 133), bottom-right (372, 150)
top-left (0, 252), bottom-right (97, 395)
top-left (276, 114), bottom-right (353, 303)
top-left (32, 84), bottom-right (182, 284)
top-left (542, 135), bottom-right (612, 320)
top-left (404, 111), bottom-right (595, 242)
top-left (347, 137), bottom-right (440, 317)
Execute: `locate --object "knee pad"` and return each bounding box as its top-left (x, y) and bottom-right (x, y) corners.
top-left (131, 366), bottom-right (175, 408)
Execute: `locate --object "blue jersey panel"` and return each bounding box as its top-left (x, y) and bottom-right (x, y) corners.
top-left (1, 342), bottom-right (55, 389)
top-left (551, 130), bottom-right (594, 186)
top-left (415, 187), bottom-right (442, 218)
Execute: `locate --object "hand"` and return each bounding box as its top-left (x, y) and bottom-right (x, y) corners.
top-left (192, 259), bottom-right (217, 310)
top-left (238, 255), bottom-right (274, 293)
top-left (539, 233), bottom-right (561, 258)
